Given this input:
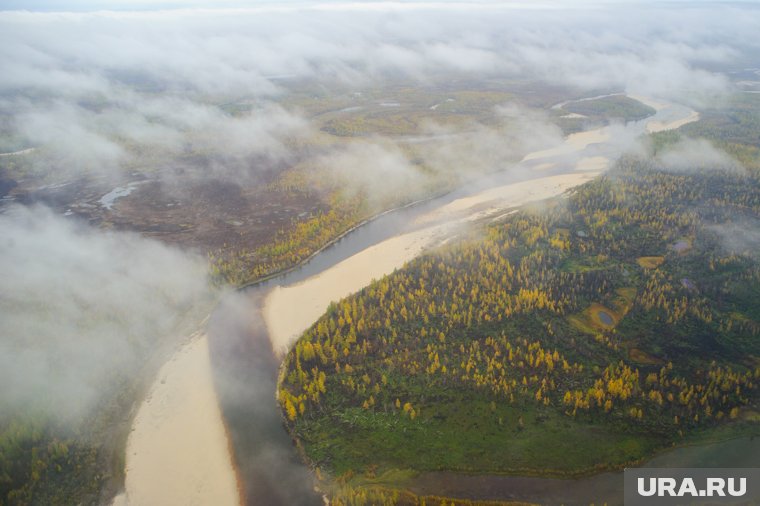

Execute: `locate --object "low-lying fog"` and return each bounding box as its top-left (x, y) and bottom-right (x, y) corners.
top-left (1, 1), bottom-right (758, 189)
top-left (0, 205), bottom-right (213, 427)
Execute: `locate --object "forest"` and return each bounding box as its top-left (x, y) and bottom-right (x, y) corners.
top-left (561, 95), bottom-right (655, 121)
top-left (555, 94), bottom-right (657, 134)
top-left (279, 155), bottom-right (760, 499)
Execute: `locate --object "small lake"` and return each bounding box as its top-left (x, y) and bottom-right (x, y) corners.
top-left (598, 310), bottom-right (615, 325)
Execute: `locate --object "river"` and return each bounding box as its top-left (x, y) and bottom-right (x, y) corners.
top-left (122, 94), bottom-right (752, 506)
top-left (406, 437), bottom-right (760, 506)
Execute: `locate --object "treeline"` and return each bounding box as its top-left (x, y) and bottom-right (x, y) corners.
top-left (0, 416), bottom-right (101, 506)
top-left (563, 95), bottom-right (656, 122)
top-left (555, 95), bottom-right (657, 134)
top-left (208, 189), bottom-right (366, 286)
top-left (680, 94), bottom-right (760, 149)
top-left (330, 483), bottom-right (538, 506)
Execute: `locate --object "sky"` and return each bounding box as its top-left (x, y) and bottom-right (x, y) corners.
top-left (2, 0), bottom-right (759, 12)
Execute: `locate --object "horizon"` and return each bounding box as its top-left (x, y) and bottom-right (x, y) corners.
top-left (3, 0), bottom-right (759, 13)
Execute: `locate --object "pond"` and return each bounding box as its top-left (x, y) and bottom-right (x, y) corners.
top-left (598, 310), bottom-right (615, 326)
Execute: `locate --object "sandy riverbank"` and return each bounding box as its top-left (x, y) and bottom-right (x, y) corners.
top-left (111, 333), bottom-right (240, 506)
top-left (627, 94), bottom-right (669, 111)
top-left (645, 110), bottom-right (700, 133)
top-left (0, 147), bottom-right (35, 157)
top-left (627, 94), bottom-right (700, 133)
top-left (263, 170), bottom-right (599, 354)
top-left (522, 126), bottom-right (610, 162)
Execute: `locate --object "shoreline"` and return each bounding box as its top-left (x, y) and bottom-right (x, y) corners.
top-left (233, 93), bottom-right (698, 293)
top-left (237, 191), bottom-right (448, 291)
top-left (111, 331), bottom-right (242, 506)
top-left (399, 423), bottom-right (760, 505)
top-left (236, 151), bottom-right (536, 292)
top-left (263, 171), bottom-right (601, 355)
top-left (220, 405), bottom-right (248, 506)
top-left (0, 147), bottom-right (35, 157)
top-left (97, 302), bottom-right (220, 505)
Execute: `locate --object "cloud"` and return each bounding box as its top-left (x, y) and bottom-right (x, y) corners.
top-left (305, 101), bottom-right (565, 210)
top-left (411, 102), bottom-right (565, 178)
top-left (656, 138), bottom-right (742, 173)
top-left (1, 4), bottom-right (755, 99)
top-left (0, 205), bottom-right (213, 425)
top-left (10, 95), bottom-right (310, 179)
top-left (16, 102), bottom-right (128, 173)
top-left (708, 218), bottom-right (760, 258)
top-left (0, 2), bottom-right (757, 180)
top-left (310, 138), bottom-right (429, 208)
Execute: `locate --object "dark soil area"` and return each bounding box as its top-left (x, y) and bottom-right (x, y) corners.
top-left (4, 168), bottom-right (327, 257)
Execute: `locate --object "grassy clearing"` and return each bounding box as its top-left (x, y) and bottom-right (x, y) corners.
top-left (636, 256), bottom-right (665, 269)
top-left (613, 287), bottom-right (637, 314)
top-left (329, 482), bottom-right (540, 506)
top-left (298, 391), bottom-right (664, 478)
top-left (559, 254), bottom-right (615, 273)
top-left (628, 348), bottom-right (662, 365)
top-left (569, 300), bottom-right (626, 335)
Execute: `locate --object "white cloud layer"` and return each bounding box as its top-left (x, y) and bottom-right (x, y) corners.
top-left (0, 206), bottom-right (213, 424)
top-left (0, 2), bottom-right (757, 180)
